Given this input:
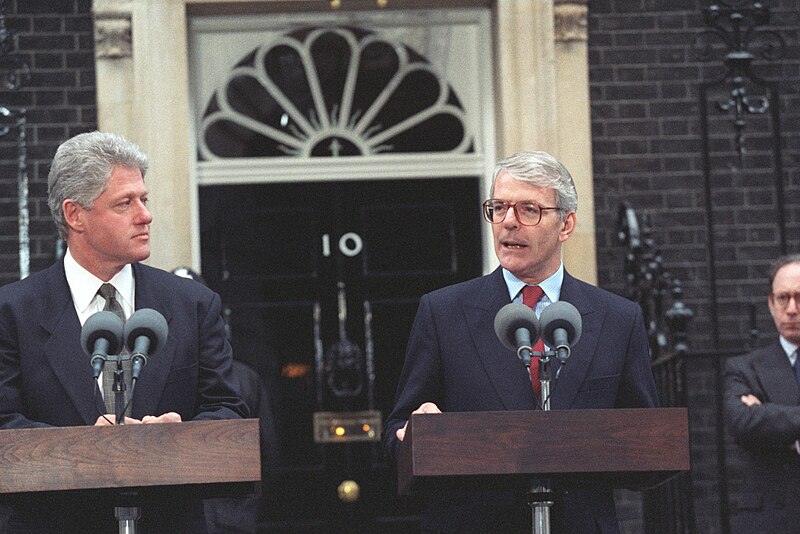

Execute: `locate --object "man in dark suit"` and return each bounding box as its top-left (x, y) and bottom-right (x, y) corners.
top-left (0, 131), bottom-right (247, 532)
top-left (724, 254), bottom-right (800, 533)
top-left (383, 151), bottom-right (659, 533)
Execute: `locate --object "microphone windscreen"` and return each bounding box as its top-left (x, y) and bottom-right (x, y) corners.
top-left (539, 301), bottom-right (582, 347)
top-left (124, 308), bottom-right (168, 353)
top-left (494, 303), bottom-right (539, 352)
top-left (81, 311), bottom-right (124, 356)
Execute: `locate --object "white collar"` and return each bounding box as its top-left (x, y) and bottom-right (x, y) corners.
top-left (502, 263), bottom-right (564, 304)
top-left (779, 336), bottom-right (799, 364)
top-left (63, 248), bottom-right (134, 314)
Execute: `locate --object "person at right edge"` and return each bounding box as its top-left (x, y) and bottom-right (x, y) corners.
top-left (382, 151), bottom-right (660, 533)
top-left (725, 254), bottom-right (800, 533)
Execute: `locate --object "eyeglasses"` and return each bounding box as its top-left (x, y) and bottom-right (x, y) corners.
top-left (482, 199), bottom-right (561, 226)
top-left (770, 292), bottom-right (800, 309)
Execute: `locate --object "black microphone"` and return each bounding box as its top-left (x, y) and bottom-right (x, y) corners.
top-left (81, 311), bottom-right (125, 379)
top-left (494, 303), bottom-right (540, 367)
top-left (123, 308), bottom-right (168, 380)
top-left (539, 301), bottom-right (582, 364)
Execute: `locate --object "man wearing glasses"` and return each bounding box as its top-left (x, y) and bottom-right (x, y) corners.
top-left (725, 254), bottom-right (800, 534)
top-left (383, 151), bottom-right (659, 533)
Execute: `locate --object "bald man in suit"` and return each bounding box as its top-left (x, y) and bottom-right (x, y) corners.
top-left (725, 254), bottom-right (800, 533)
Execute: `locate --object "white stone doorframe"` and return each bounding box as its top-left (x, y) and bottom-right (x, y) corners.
top-left (92, 0), bottom-right (595, 284)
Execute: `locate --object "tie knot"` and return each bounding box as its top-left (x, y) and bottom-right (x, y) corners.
top-left (522, 285), bottom-right (544, 308)
top-left (98, 283), bottom-right (116, 300)
top-left (98, 283), bottom-right (124, 320)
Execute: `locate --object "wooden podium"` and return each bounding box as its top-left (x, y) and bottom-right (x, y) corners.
top-left (0, 419), bottom-right (260, 502)
top-left (398, 407), bottom-right (689, 495)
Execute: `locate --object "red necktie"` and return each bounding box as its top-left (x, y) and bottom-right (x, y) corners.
top-left (522, 285), bottom-right (545, 397)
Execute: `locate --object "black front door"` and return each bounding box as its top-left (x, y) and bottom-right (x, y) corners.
top-left (200, 176), bottom-right (482, 531)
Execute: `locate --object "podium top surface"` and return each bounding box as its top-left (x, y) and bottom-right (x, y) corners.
top-left (398, 407), bottom-right (690, 495)
top-left (0, 419), bottom-right (260, 495)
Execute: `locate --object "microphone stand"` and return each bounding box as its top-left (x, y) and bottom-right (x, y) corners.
top-left (112, 356), bottom-right (126, 425)
top-left (110, 355), bottom-right (141, 534)
top-left (528, 350), bottom-right (555, 534)
top-left (115, 505), bottom-right (141, 534)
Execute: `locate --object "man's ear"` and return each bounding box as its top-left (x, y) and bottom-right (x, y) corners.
top-left (559, 211), bottom-right (577, 243)
top-left (62, 199), bottom-right (85, 234)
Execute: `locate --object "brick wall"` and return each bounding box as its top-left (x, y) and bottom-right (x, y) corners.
top-left (0, 0), bottom-right (797, 532)
top-left (589, 1), bottom-right (800, 533)
top-left (0, 0), bottom-right (96, 286)
top-left (590, 0), bottom-right (800, 350)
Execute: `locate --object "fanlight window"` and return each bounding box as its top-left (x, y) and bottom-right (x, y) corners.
top-left (199, 26), bottom-right (473, 159)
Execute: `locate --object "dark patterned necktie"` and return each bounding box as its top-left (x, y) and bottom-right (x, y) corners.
top-left (98, 283), bottom-right (127, 414)
top-left (522, 285), bottom-right (546, 398)
top-left (794, 351), bottom-right (800, 387)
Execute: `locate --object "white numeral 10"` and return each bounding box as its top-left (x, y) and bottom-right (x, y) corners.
top-left (321, 232), bottom-right (363, 257)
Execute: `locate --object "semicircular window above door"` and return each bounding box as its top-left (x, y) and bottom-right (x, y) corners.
top-left (198, 26), bottom-right (474, 160)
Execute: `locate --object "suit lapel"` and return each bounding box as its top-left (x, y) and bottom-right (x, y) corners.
top-left (465, 269), bottom-right (538, 410)
top-left (129, 263), bottom-right (176, 419)
top-left (757, 344), bottom-right (800, 404)
top-left (41, 261), bottom-right (108, 424)
top-left (549, 273), bottom-right (600, 410)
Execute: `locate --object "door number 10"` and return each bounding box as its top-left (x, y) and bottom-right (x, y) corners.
top-left (322, 233), bottom-right (363, 257)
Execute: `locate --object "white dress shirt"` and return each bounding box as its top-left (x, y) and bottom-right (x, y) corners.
top-left (63, 248), bottom-right (135, 398)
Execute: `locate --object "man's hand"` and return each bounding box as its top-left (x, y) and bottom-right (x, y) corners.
top-left (142, 412), bottom-right (182, 424)
top-left (94, 412), bottom-right (182, 425)
top-left (396, 402), bottom-right (441, 441)
top-left (740, 394), bottom-right (762, 406)
top-left (95, 415), bottom-right (142, 426)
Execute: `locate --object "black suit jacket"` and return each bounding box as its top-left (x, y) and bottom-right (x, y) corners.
top-left (0, 259), bottom-right (247, 532)
top-left (724, 343), bottom-right (800, 534)
top-left (383, 268), bottom-right (659, 533)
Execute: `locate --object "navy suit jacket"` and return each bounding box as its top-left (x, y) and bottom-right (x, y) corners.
top-left (725, 344), bottom-right (800, 534)
top-left (0, 259), bottom-right (246, 429)
top-left (0, 260), bottom-right (247, 532)
top-left (383, 268), bottom-right (659, 533)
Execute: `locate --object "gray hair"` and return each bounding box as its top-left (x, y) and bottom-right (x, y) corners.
top-left (491, 151), bottom-right (578, 215)
top-left (48, 131), bottom-right (148, 239)
top-left (768, 253), bottom-right (800, 287)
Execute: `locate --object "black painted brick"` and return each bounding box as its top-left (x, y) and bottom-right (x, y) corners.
top-left (590, 2), bottom-right (800, 531)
